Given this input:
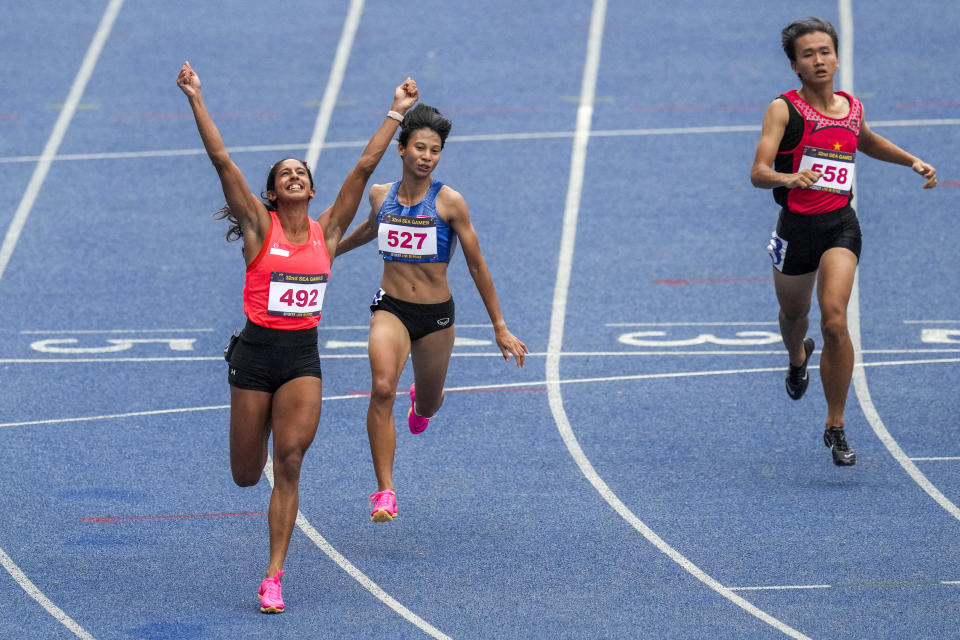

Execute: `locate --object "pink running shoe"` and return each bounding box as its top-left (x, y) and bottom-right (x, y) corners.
top-left (407, 383), bottom-right (431, 434)
top-left (258, 569), bottom-right (285, 614)
top-left (369, 489), bottom-right (397, 522)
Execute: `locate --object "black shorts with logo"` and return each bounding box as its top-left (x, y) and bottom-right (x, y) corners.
top-left (369, 289), bottom-right (455, 341)
top-left (226, 319), bottom-right (322, 393)
top-left (768, 204), bottom-right (862, 276)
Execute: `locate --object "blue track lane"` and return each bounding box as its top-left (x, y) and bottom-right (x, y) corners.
top-left (0, 1), bottom-right (957, 638)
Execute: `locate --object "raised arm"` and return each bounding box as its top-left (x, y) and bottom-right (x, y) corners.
top-left (176, 61), bottom-right (268, 244)
top-left (750, 98), bottom-right (822, 190)
top-left (858, 120), bottom-right (937, 189)
top-left (442, 188), bottom-right (528, 368)
top-left (317, 79), bottom-right (419, 250)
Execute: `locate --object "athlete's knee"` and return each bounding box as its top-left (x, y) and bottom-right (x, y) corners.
top-left (415, 388), bottom-right (445, 417)
top-left (271, 447), bottom-right (305, 484)
top-left (779, 303), bottom-right (810, 325)
top-left (232, 465), bottom-right (263, 487)
top-left (369, 374), bottom-right (400, 405)
top-left (820, 313), bottom-right (849, 345)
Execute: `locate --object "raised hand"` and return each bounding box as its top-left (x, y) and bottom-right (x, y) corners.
top-left (176, 61), bottom-right (201, 98)
top-left (391, 77), bottom-right (418, 114)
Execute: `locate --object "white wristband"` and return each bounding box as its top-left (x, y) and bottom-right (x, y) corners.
top-left (386, 110), bottom-right (404, 123)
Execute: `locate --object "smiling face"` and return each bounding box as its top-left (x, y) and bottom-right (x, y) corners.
top-left (399, 128), bottom-right (443, 178)
top-left (790, 31), bottom-right (838, 85)
top-left (266, 159), bottom-right (314, 206)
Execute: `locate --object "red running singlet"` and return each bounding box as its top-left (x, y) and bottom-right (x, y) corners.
top-left (242, 211), bottom-right (331, 330)
top-left (777, 89), bottom-right (862, 215)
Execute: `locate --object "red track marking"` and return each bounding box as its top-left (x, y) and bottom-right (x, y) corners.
top-left (0, 114), bottom-right (21, 120)
top-left (656, 277), bottom-right (772, 285)
top-left (447, 387), bottom-right (547, 394)
top-left (941, 181), bottom-right (960, 187)
top-left (349, 387), bottom-right (547, 397)
top-left (79, 512), bottom-right (266, 524)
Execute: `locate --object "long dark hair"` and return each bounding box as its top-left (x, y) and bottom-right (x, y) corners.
top-left (214, 158), bottom-right (314, 242)
top-left (398, 104), bottom-right (452, 149)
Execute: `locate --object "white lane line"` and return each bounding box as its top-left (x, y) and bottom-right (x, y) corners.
top-left (0, 2), bottom-right (124, 637)
top-left (0, 547), bottom-right (95, 640)
top-left (545, 1), bottom-right (810, 638)
top-left (1, 351), bottom-right (958, 365)
top-left (261, 456), bottom-right (452, 640)
top-left (303, 0), bottom-right (364, 169)
top-left (2, 357), bottom-right (957, 429)
top-left (0, 0), bottom-right (124, 282)
top-left (261, 2), bottom-right (448, 636)
top-left (729, 585), bottom-right (831, 592)
top-left (911, 457), bottom-right (960, 462)
top-left (3, 118), bottom-right (957, 166)
top-left (731, 580), bottom-right (960, 591)
top-left (839, 0), bottom-right (960, 523)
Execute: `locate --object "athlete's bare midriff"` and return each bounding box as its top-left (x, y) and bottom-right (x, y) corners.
top-left (381, 260), bottom-right (450, 303)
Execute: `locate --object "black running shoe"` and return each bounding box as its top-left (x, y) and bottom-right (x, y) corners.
top-left (785, 337), bottom-right (815, 400)
top-left (823, 427), bottom-right (856, 466)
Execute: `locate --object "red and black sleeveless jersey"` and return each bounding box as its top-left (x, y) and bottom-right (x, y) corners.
top-left (773, 89), bottom-right (862, 215)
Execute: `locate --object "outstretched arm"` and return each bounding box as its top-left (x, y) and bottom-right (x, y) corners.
top-left (176, 61), bottom-right (267, 243)
top-left (442, 188), bottom-right (528, 368)
top-left (858, 120), bottom-right (937, 189)
top-left (318, 78), bottom-right (419, 250)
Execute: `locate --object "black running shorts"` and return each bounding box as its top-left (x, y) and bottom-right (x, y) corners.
top-left (768, 205), bottom-right (862, 276)
top-left (226, 320), bottom-right (322, 393)
top-left (369, 289), bottom-right (455, 341)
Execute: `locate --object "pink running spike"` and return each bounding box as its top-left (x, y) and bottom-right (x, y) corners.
top-left (369, 489), bottom-right (397, 522)
top-left (258, 569), bottom-right (285, 613)
top-left (407, 383), bottom-right (431, 434)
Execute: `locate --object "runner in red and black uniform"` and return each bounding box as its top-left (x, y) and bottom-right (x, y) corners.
top-left (178, 61), bottom-right (418, 613)
top-left (750, 17), bottom-right (937, 466)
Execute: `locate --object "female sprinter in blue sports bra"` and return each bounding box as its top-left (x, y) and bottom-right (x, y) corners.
top-left (750, 17), bottom-right (936, 467)
top-left (337, 103), bottom-right (528, 522)
top-left (178, 61), bottom-right (417, 613)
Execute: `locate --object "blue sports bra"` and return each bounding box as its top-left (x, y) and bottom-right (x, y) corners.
top-left (376, 179), bottom-right (455, 263)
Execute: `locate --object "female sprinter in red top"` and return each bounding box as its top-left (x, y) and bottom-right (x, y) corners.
top-left (177, 61), bottom-right (417, 613)
top-left (750, 18), bottom-right (936, 466)
top-left (336, 104), bottom-right (528, 522)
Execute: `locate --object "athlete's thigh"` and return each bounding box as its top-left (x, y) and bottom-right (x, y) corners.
top-left (369, 310), bottom-right (412, 385)
top-left (410, 325), bottom-right (455, 397)
top-left (270, 376), bottom-right (323, 457)
top-left (229, 386), bottom-right (273, 470)
top-left (773, 266), bottom-right (817, 316)
top-left (816, 247), bottom-right (858, 317)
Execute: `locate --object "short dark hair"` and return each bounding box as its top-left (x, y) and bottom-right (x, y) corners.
top-left (398, 104), bottom-right (452, 149)
top-left (781, 16), bottom-right (839, 62)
